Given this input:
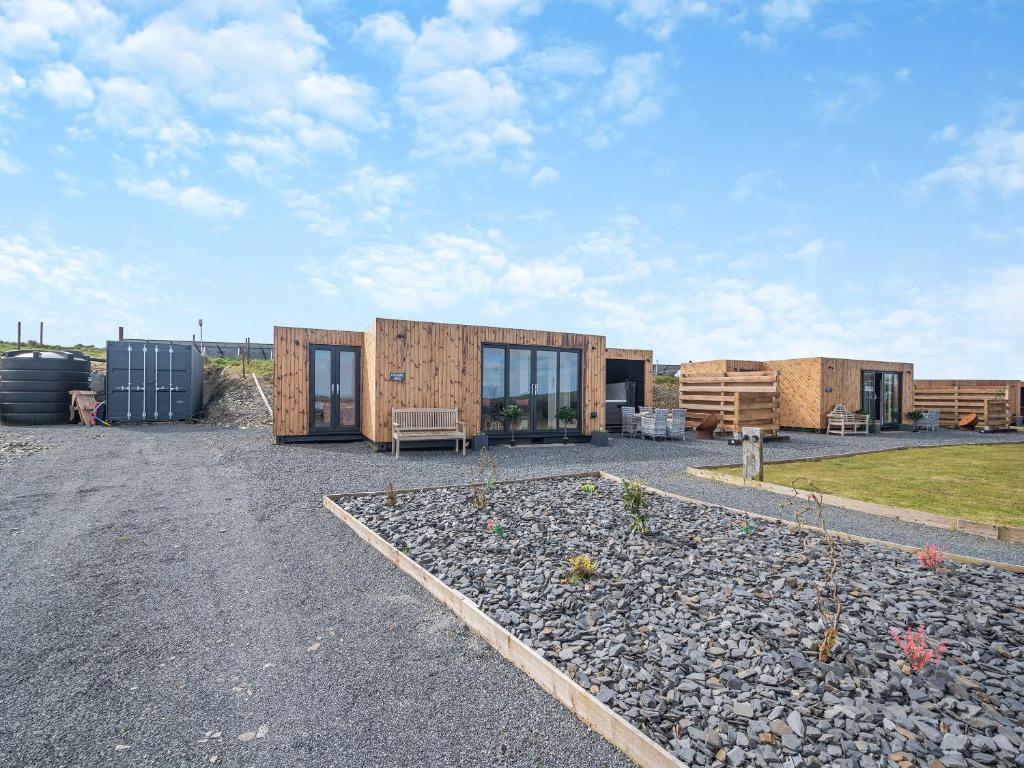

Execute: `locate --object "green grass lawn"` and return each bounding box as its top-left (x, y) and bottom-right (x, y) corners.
top-left (722, 444), bottom-right (1024, 526)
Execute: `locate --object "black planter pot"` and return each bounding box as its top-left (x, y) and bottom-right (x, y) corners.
top-left (473, 432), bottom-right (489, 451)
top-left (591, 431), bottom-right (609, 447)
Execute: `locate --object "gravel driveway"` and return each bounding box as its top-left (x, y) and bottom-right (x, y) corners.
top-left (1, 423), bottom-right (1022, 767)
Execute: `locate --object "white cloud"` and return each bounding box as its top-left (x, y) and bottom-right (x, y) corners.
top-left (815, 74), bottom-right (880, 123)
top-left (336, 232), bottom-right (508, 310)
top-left (935, 123), bottom-right (960, 142)
top-left (116, 177), bottom-right (247, 219)
top-left (448, 0), bottom-right (542, 21)
top-left (600, 52), bottom-right (664, 126)
top-left (917, 108), bottom-right (1024, 198)
top-left (93, 77), bottom-right (175, 137)
top-left (530, 165), bottom-right (559, 186)
top-left (0, 233), bottom-right (152, 339)
top-left (284, 189), bottom-right (348, 237)
top-left (339, 165), bottom-right (412, 223)
top-left (731, 171), bottom-right (776, 203)
top-left (762, 0), bottom-right (818, 27)
top-left (611, 0), bottom-right (715, 41)
top-left (0, 0), bottom-right (122, 57)
top-left (522, 45), bottom-right (605, 78)
top-left (0, 149), bottom-right (22, 174)
top-left (894, 67), bottom-right (911, 83)
top-left (0, 65), bottom-right (26, 96)
top-left (54, 169), bottom-right (83, 196)
top-left (37, 63), bottom-right (94, 108)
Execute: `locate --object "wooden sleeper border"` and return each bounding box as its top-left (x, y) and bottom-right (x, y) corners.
top-left (686, 465), bottom-right (1024, 547)
top-left (322, 471), bottom-right (1024, 768)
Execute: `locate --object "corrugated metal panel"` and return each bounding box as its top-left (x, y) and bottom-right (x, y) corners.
top-left (105, 341), bottom-right (203, 423)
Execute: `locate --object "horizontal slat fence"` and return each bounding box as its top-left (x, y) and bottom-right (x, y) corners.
top-left (679, 370), bottom-right (780, 436)
top-left (913, 384), bottom-right (1012, 428)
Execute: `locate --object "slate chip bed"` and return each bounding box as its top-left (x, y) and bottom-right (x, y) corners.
top-left (346, 477), bottom-right (1024, 768)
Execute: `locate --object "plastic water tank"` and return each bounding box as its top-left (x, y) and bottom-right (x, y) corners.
top-left (0, 350), bottom-right (92, 426)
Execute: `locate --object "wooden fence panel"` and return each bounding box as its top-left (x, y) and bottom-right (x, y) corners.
top-left (913, 383), bottom-right (1012, 428)
top-left (679, 370), bottom-right (780, 435)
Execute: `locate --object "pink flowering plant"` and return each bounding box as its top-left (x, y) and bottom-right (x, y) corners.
top-left (485, 518), bottom-right (505, 537)
top-left (890, 625), bottom-right (946, 672)
top-left (915, 544), bottom-right (945, 571)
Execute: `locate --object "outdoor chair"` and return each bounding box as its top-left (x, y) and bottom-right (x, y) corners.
top-left (919, 410), bottom-right (940, 431)
top-left (621, 406), bottom-right (638, 437)
top-left (695, 414), bottom-right (719, 440)
top-left (668, 408), bottom-right (687, 440)
top-left (641, 410), bottom-right (668, 441)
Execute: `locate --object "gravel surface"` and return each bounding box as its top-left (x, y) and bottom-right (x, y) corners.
top-left (346, 476), bottom-right (1024, 767)
top-left (0, 425), bottom-right (632, 768)
top-left (1, 422), bottom-right (1021, 768)
top-left (201, 370), bottom-right (273, 428)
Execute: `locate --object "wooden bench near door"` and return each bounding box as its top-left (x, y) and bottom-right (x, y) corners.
top-left (392, 408), bottom-right (467, 458)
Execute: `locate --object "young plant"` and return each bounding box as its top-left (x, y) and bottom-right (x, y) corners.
top-left (557, 405), bottom-right (577, 443)
top-left (890, 625), bottom-right (946, 672)
top-left (579, 480), bottom-right (596, 494)
top-left (734, 518), bottom-right (753, 536)
top-left (485, 518), bottom-right (505, 537)
top-left (385, 481), bottom-right (398, 508)
top-left (916, 544), bottom-right (945, 571)
top-left (621, 479), bottom-right (651, 535)
top-left (502, 404), bottom-right (526, 446)
top-left (470, 449), bottom-right (498, 512)
top-left (906, 410), bottom-right (924, 424)
top-left (566, 554), bottom-right (597, 584)
top-left (781, 480), bottom-right (843, 662)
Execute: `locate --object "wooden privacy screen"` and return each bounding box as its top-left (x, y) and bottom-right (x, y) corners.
top-left (679, 370), bottom-right (780, 435)
top-left (913, 384), bottom-right (1011, 428)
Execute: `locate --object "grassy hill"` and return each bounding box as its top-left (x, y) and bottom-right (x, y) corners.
top-left (0, 340), bottom-right (106, 359)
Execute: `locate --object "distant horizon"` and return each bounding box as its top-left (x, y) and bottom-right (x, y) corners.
top-left (1, 1), bottom-right (1022, 379)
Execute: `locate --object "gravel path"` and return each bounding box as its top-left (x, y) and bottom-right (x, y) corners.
top-left (1, 423), bottom-right (1021, 768)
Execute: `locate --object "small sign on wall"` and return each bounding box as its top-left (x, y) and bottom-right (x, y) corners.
top-left (389, 372), bottom-right (406, 382)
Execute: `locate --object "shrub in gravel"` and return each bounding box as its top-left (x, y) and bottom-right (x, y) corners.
top-left (385, 481), bottom-right (398, 507)
top-left (471, 450), bottom-right (498, 511)
top-left (485, 518), bottom-right (505, 537)
top-left (566, 554), bottom-right (597, 584)
top-left (621, 479), bottom-right (650, 534)
top-left (916, 543), bottom-right (945, 571)
top-left (578, 480), bottom-right (596, 494)
top-left (890, 625), bottom-right (946, 672)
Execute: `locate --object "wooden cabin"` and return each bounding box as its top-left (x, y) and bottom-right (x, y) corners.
top-left (679, 357), bottom-right (915, 431)
top-left (273, 319), bottom-right (652, 446)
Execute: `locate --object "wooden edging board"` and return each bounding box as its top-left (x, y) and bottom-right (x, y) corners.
top-left (322, 479), bottom-right (681, 768)
top-left (684, 465), bottom-right (1024, 546)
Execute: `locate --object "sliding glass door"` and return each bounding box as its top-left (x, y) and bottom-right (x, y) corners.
top-left (860, 370), bottom-right (902, 429)
top-left (481, 345), bottom-right (581, 436)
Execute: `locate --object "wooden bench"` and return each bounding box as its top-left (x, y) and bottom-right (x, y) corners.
top-left (392, 408), bottom-right (466, 458)
top-left (826, 404), bottom-right (869, 435)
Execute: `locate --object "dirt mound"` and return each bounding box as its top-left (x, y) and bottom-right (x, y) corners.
top-left (201, 367), bottom-right (273, 428)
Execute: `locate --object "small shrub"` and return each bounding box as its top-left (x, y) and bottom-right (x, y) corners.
top-left (385, 481), bottom-right (398, 507)
top-left (890, 625), bottom-right (946, 672)
top-left (916, 544), bottom-right (945, 571)
top-left (485, 518), bottom-right (505, 537)
top-left (471, 449), bottom-right (498, 511)
top-left (579, 480), bottom-right (596, 494)
top-left (567, 554), bottom-right (597, 584)
top-left (502, 404), bottom-right (526, 444)
top-left (906, 410), bottom-right (924, 423)
top-left (557, 405), bottom-right (577, 441)
top-left (734, 518), bottom-right (753, 535)
top-left (622, 479), bottom-right (650, 535)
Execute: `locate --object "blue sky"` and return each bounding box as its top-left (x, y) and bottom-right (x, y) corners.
top-left (0, 0), bottom-right (1022, 377)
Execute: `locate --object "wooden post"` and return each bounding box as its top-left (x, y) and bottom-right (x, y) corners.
top-left (742, 427), bottom-right (763, 481)
top-left (733, 392), bottom-right (741, 437)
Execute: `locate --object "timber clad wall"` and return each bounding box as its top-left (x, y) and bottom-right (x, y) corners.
top-left (272, 326), bottom-right (364, 437)
top-left (274, 319), bottom-right (650, 443)
top-left (680, 356), bottom-right (915, 430)
top-left (914, 380), bottom-right (1021, 425)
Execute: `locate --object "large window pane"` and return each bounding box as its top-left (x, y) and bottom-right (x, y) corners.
top-left (482, 347), bottom-right (506, 432)
top-left (339, 350), bottom-right (357, 428)
top-left (558, 351), bottom-right (580, 429)
top-left (312, 349), bottom-right (332, 427)
top-left (508, 349), bottom-right (532, 431)
top-left (535, 350), bottom-right (558, 430)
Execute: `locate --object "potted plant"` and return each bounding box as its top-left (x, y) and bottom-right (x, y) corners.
top-left (502, 404), bottom-right (525, 446)
top-left (556, 405), bottom-right (577, 444)
top-left (591, 427), bottom-right (609, 447)
top-left (906, 410), bottom-right (924, 432)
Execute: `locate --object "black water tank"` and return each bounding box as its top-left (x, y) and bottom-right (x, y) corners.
top-left (0, 350), bottom-right (92, 426)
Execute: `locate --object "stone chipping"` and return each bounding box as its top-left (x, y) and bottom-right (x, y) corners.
top-left (346, 476), bottom-right (1024, 768)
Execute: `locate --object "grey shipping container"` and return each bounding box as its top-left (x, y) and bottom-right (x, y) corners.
top-left (105, 341), bottom-right (203, 423)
